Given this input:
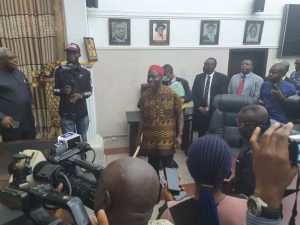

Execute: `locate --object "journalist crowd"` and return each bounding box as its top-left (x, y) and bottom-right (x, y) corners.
top-left (1, 43), bottom-right (300, 225)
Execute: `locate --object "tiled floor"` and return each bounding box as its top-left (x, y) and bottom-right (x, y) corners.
top-left (105, 148), bottom-right (194, 185)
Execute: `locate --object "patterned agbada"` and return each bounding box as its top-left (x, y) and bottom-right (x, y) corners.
top-left (138, 85), bottom-right (182, 156)
top-left (148, 219), bottom-right (174, 225)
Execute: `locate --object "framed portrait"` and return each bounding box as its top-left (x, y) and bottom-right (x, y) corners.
top-left (200, 20), bottom-right (220, 45)
top-left (84, 37), bottom-right (98, 62)
top-left (109, 18), bottom-right (131, 46)
top-left (243, 21), bottom-right (264, 45)
top-left (149, 20), bottom-right (170, 46)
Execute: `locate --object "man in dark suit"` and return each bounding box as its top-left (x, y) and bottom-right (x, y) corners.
top-left (192, 57), bottom-right (228, 137)
top-left (162, 64), bottom-right (193, 103)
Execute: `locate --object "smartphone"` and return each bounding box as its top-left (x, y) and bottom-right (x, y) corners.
top-left (288, 134), bottom-right (300, 164)
top-left (173, 191), bottom-right (188, 201)
top-left (12, 120), bottom-right (20, 129)
top-left (272, 83), bottom-right (279, 91)
top-left (164, 167), bottom-right (181, 195)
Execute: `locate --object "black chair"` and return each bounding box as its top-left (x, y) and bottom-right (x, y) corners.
top-left (208, 94), bottom-right (253, 155)
top-left (285, 95), bottom-right (300, 131)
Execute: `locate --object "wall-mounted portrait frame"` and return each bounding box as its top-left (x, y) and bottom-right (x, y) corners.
top-left (149, 20), bottom-right (170, 46)
top-left (200, 20), bottom-right (220, 45)
top-left (84, 37), bottom-right (98, 62)
top-left (243, 20), bottom-right (264, 45)
top-left (109, 18), bottom-right (131, 46)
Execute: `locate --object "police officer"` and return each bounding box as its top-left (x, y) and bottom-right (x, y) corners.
top-left (54, 43), bottom-right (92, 142)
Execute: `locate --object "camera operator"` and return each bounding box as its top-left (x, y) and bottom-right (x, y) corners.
top-left (54, 43), bottom-right (92, 142)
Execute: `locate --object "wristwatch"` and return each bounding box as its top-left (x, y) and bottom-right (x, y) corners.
top-left (247, 195), bottom-right (282, 219)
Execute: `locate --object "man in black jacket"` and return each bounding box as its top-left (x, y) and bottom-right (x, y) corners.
top-left (162, 64), bottom-right (193, 104)
top-left (192, 57), bottom-right (228, 137)
top-left (0, 47), bottom-right (35, 142)
top-left (54, 43), bottom-right (92, 142)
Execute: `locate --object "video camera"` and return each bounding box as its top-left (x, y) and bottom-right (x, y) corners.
top-left (0, 132), bottom-right (104, 225)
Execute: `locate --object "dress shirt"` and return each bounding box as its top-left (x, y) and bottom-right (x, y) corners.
top-left (170, 76), bottom-right (176, 85)
top-left (203, 71), bottom-right (215, 107)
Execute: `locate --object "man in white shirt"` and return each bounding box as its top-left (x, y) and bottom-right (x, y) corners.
top-left (192, 58), bottom-right (228, 137)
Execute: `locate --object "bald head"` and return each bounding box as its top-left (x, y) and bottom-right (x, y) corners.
top-left (268, 63), bottom-right (287, 82)
top-left (0, 47), bottom-right (18, 71)
top-left (238, 105), bottom-right (269, 140)
top-left (281, 61), bottom-right (290, 74)
top-left (94, 157), bottom-right (160, 225)
top-left (0, 47), bottom-right (10, 67)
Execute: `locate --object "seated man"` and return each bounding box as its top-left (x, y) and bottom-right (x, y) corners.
top-left (233, 105), bottom-right (269, 196)
top-left (93, 157), bottom-right (173, 225)
top-left (260, 63), bottom-right (297, 123)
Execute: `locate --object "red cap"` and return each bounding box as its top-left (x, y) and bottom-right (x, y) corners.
top-left (64, 43), bottom-right (80, 52)
top-left (148, 65), bottom-right (164, 76)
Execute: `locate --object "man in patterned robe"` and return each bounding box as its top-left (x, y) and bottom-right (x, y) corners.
top-left (137, 65), bottom-right (184, 174)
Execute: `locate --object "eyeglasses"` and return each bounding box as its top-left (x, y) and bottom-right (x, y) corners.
top-left (236, 119), bottom-right (265, 128)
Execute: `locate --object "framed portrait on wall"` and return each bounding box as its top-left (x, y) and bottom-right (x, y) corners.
top-left (84, 37), bottom-right (98, 62)
top-left (149, 20), bottom-right (170, 46)
top-left (109, 18), bottom-right (131, 45)
top-left (243, 21), bottom-right (264, 45)
top-left (200, 20), bottom-right (220, 45)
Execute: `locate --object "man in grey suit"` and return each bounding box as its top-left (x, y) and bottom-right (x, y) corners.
top-left (228, 59), bottom-right (263, 104)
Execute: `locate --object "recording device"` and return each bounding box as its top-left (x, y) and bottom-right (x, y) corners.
top-left (163, 167), bottom-right (188, 201)
top-left (0, 184), bottom-right (91, 225)
top-left (272, 83), bottom-right (279, 91)
top-left (61, 63), bottom-right (78, 72)
top-left (289, 134), bottom-right (300, 164)
top-left (12, 120), bottom-right (20, 129)
top-left (60, 63), bottom-right (80, 96)
top-left (164, 167), bottom-right (181, 195)
top-left (0, 133), bottom-right (104, 225)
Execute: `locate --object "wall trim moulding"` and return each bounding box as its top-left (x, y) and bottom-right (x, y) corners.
top-left (95, 45), bottom-right (278, 50)
top-left (87, 9), bottom-right (283, 20)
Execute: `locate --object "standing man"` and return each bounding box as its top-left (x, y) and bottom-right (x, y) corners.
top-left (281, 61), bottom-right (297, 89)
top-left (228, 59), bottom-right (263, 104)
top-left (54, 43), bottom-right (92, 142)
top-left (289, 58), bottom-right (300, 91)
top-left (0, 47), bottom-right (35, 142)
top-left (192, 57), bottom-right (227, 137)
top-left (259, 63), bottom-right (296, 123)
top-left (137, 65), bottom-right (184, 174)
top-left (162, 64), bottom-right (193, 104)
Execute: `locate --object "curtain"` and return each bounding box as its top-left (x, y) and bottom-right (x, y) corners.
top-left (0, 0), bottom-right (60, 138)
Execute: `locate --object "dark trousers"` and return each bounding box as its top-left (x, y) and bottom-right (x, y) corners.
top-left (148, 154), bottom-right (174, 175)
top-left (192, 111), bottom-right (211, 137)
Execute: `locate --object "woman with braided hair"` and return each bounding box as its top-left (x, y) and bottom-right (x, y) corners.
top-left (160, 135), bottom-right (247, 225)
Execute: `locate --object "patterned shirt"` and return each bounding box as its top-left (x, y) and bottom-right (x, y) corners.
top-left (290, 71), bottom-right (300, 90)
top-left (148, 219), bottom-right (174, 225)
top-left (246, 212), bottom-right (281, 225)
top-left (138, 85), bottom-right (182, 155)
